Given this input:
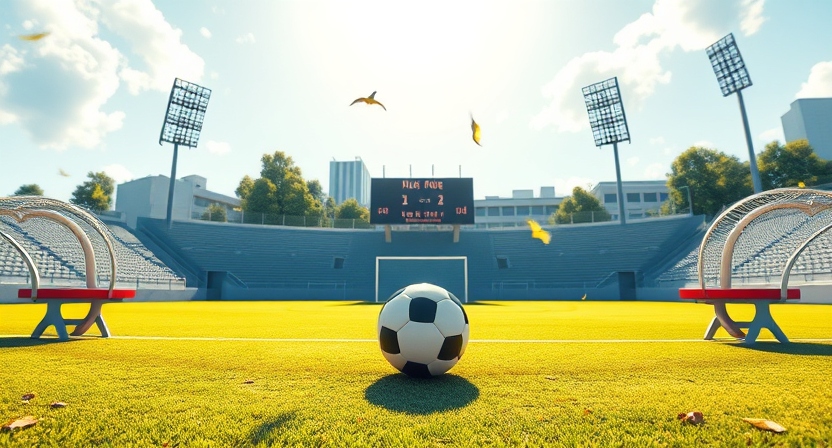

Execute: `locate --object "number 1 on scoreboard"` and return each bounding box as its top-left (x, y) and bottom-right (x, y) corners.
top-left (402, 195), bottom-right (408, 205)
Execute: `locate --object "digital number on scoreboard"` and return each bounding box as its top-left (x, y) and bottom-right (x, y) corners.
top-left (370, 178), bottom-right (475, 225)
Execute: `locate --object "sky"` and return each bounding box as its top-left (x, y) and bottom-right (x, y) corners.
top-left (1, 0), bottom-right (831, 205)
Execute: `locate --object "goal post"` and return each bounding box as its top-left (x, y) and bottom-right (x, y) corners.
top-left (375, 256), bottom-right (468, 303)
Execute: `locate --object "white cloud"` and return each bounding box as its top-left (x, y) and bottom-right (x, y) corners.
top-left (796, 61), bottom-right (832, 98)
top-left (649, 136), bottom-right (665, 145)
top-left (0, 0), bottom-right (204, 150)
top-left (205, 140), bottom-right (230, 155)
top-left (200, 27), bottom-right (211, 39)
top-left (643, 162), bottom-right (667, 179)
top-left (102, 163), bottom-right (133, 184)
top-left (692, 140), bottom-right (715, 148)
top-left (627, 156), bottom-right (640, 167)
top-left (531, 0), bottom-right (766, 133)
top-left (758, 126), bottom-right (783, 144)
top-left (101, 0), bottom-right (205, 94)
top-left (22, 20), bottom-right (34, 30)
top-left (235, 32), bottom-right (256, 44)
top-left (554, 176), bottom-right (596, 196)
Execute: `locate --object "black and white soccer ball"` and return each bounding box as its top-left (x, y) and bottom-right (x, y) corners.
top-left (377, 283), bottom-right (469, 378)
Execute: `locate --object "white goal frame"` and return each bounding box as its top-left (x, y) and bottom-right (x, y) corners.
top-left (375, 256), bottom-right (468, 303)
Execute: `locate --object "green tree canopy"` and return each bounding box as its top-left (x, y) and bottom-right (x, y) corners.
top-left (335, 198), bottom-right (370, 222)
top-left (552, 186), bottom-right (610, 224)
top-left (70, 171), bottom-right (115, 212)
top-left (13, 184), bottom-right (44, 196)
top-left (236, 151), bottom-right (323, 219)
top-left (666, 146), bottom-right (752, 217)
top-left (758, 139), bottom-right (829, 189)
top-left (201, 203), bottom-right (227, 222)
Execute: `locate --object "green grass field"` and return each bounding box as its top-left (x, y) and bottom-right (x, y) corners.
top-left (1, 301), bottom-right (831, 447)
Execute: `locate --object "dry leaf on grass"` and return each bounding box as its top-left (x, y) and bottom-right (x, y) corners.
top-left (2, 416), bottom-right (39, 432)
top-left (544, 376), bottom-right (557, 381)
top-left (677, 411), bottom-right (704, 425)
top-left (742, 418), bottom-right (786, 433)
top-left (49, 402), bottom-right (67, 409)
top-left (243, 380), bottom-right (254, 384)
top-left (21, 393), bottom-right (35, 401)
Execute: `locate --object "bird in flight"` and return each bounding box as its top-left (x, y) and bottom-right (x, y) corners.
top-left (58, 169), bottom-right (70, 177)
top-left (19, 32), bottom-right (49, 41)
top-left (350, 91), bottom-right (386, 111)
top-left (470, 113), bottom-right (481, 146)
top-left (527, 219), bottom-right (551, 245)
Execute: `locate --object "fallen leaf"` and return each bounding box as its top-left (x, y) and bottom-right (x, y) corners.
top-left (583, 408), bottom-right (592, 415)
top-left (2, 416), bottom-right (38, 432)
top-left (49, 402), bottom-right (67, 408)
top-left (243, 380), bottom-right (254, 384)
top-left (742, 418), bottom-right (786, 433)
top-left (677, 411), bottom-right (704, 425)
top-left (21, 393), bottom-right (35, 401)
top-left (544, 376), bottom-right (557, 381)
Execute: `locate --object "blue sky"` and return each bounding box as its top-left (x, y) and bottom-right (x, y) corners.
top-left (1, 0), bottom-right (831, 204)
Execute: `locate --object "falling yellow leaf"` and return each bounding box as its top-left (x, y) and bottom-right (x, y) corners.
top-left (677, 411), bottom-right (704, 425)
top-left (527, 219), bottom-right (551, 245)
top-left (349, 91), bottom-right (386, 111)
top-left (59, 169), bottom-right (70, 177)
top-left (470, 113), bottom-right (481, 146)
top-left (742, 418), bottom-right (786, 433)
top-left (798, 181), bottom-right (805, 188)
top-left (580, 294), bottom-right (587, 300)
top-left (19, 32), bottom-right (49, 41)
top-left (1, 416), bottom-right (39, 432)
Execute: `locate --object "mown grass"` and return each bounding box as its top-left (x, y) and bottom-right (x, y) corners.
top-left (0, 301), bottom-right (830, 447)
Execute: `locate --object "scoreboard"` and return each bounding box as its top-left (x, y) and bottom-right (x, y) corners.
top-left (370, 178), bottom-right (474, 225)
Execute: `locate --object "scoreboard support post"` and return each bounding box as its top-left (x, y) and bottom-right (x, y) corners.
top-left (453, 225), bottom-right (460, 243)
top-left (385, 225), bottom-right (392, 243)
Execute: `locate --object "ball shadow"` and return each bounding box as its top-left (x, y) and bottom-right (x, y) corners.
top-left (248, 411), bottom-right (296, 446)
top-left (727, 341), bottom-right (832, 356)
top-left (364, 373), bottom-right (479, 414)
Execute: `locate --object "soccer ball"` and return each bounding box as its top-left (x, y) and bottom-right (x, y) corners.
top-left (377, 283), bottom-right (469, 378)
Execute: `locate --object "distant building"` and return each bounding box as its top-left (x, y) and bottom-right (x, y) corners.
top-left (474, 187), bottom-right (561, 228)
top-left (781, 98), bottom-right (832, 160)
top-left (590, 180), bottom-right (670, 221)
top-left (115, 174), bottom-right (240, 228)
top-left (329, 157), bottom-right (371, 208)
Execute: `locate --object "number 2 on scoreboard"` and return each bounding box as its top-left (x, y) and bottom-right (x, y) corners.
top-left (438, 195), bottom-right (443, 205)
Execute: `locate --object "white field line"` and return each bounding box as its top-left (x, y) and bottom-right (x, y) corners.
top-left (2, 335), bottom-right (831, 343)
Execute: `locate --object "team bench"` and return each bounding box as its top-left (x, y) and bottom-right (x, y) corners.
top-left (1, 197), bottom-right (135, 341)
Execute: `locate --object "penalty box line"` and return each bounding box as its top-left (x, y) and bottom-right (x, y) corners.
top-left (3, 335), bottom-right (831, 343)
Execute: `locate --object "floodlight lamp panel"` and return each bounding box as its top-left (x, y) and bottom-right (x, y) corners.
top-left (706, 33), bottom-right (752, 97)
top-left (158, 78), bottom-right (212, 147)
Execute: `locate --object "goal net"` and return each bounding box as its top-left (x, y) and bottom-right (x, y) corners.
top-left (375, 256), bottom-right (468, 302)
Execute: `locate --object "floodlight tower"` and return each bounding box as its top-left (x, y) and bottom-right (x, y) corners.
top-left (582, 76), bottom-right (631, 225)
top-left (158, 78), bottom-right (212, 228)
top-left (706, 33), bottom-right (761, 193)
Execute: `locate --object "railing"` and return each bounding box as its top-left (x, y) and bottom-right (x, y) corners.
top-left (1, 273), bottom-right (187, 290)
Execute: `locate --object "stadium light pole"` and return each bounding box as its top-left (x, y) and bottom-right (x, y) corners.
top-left (158, 78), bottom-right (212, 228)
top-left (706, 33), bottom-right (761, 193)
top-left (582, 76), bottom-right (631, 225)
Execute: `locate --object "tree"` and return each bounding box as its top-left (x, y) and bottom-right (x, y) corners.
top-left (552, 186), bottom-right (610, 224)
top-left (666, 146), bottom-right (752, 217)
top-left (306, 179), bottom-right (325, 204)
top-left (70, 171), bottom-right (115, 212)
top-left (335, 198), bottom-right (370, 222)
top-left (14, 184), bottom-right (44, 196)
top-left (758, 139), bottom-right (828, 189)
top-left (201, 203), bottom-right (227, 222)
top-left (236, 151), bottom-right (323, 219)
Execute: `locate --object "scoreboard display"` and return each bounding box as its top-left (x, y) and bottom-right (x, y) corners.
top-left (370, 178), bottom-right (474, 225)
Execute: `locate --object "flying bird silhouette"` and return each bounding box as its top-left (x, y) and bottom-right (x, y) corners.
top-left (470, 113), bottom-right (481, 146)
top-left (19, 32), bottom-right (49, 41)
top-left (58, 169), bottom-right (70, 177)
top-left (349, 91), bottom-right (386, 111)
top-left (527, 219), bottom-right (551, 245)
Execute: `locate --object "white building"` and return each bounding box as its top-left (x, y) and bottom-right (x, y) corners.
top-left (590, 180), bottom-right (671, 221)
top-left (329, 157), bottom-right (372, 208)
top-left (781, 98), bottom-right (832, 160)
top-left (115, 174), bottom-right (240, 228)
top-left (473, 187), bottom-right (561, 228)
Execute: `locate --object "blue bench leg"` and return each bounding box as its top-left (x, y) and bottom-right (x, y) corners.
top-left (31, 302), bottom-right (70, 341)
